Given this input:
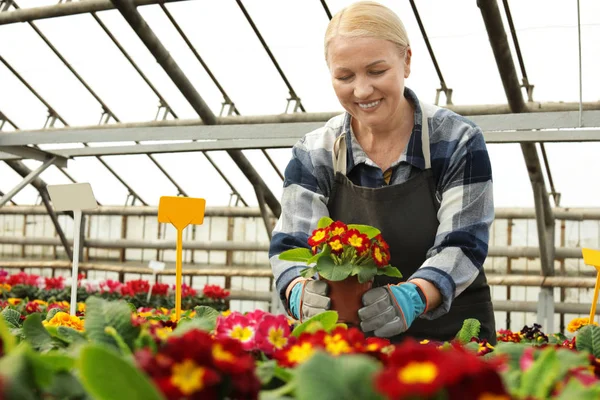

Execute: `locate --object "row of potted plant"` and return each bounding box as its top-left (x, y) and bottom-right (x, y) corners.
top-left (0, 269), bottom-right (229, 311)
top-left (2, 292), bottom-right (600, 399)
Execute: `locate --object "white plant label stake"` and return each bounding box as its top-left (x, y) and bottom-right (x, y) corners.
top-left (47, 183), bottom-right (98, 316)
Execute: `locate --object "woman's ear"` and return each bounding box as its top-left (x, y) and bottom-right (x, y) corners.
top-left (404, 47), bottom-right (412, 78)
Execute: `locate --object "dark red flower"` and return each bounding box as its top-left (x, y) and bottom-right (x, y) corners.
top-left (44, 276), bottom-right (65, 290)
top-left (151, 283), bottom-right (170, 297)
top-left (181, 284), bottom-right (197, 298)
top-left (202, 284), bottom-right (230, 300)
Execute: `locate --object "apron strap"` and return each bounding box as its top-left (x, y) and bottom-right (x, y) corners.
top-left (332, 101), bottom-right (438, 174)
top-left (333, 133), bottom-right (347, 176)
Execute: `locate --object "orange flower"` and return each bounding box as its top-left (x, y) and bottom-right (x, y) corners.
top-left (43, 311), bottom-right (85, 332)
top-left (567, 317), bottom-right (598, 333)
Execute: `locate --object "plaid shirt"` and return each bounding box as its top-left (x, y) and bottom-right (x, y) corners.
top-left (269, 88), bottom-right (494, 319)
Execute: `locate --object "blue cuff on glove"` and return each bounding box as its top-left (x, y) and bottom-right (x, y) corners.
top-left (388, 283), bottom-right (426, 328)
top-left (289, 282), bottom-right (303, 320)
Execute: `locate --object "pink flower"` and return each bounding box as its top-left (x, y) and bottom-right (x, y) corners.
top-left (520, 347), bottom-right (535, 371)
top-left (245, 309), bottom-right (268, 325)
top-left (255, 314), bottom-right (291, 355)
top-left (215, 312), bottom-right (256, 351)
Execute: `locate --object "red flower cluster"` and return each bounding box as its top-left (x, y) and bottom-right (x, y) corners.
top-left (2, 271), bottom-right (41, 287)
top-left (272, 327), bottom-right (391, 367)
top-left (136, 329), bottom-right (260, 400)
top-left (181, 284), bottom-right (197, 298)
top-left (44, 276), bottom-right (65, 290)
top-left (152, 283), bottom-right (170, 297)
top-left (203, 284), bottom-right (230, 300)
top-left (375, 339), bottom-right (509, 400)
top-left (120, 279), bottom-right (151, 297)
top-left (308, 221), bottom-right (391, 267)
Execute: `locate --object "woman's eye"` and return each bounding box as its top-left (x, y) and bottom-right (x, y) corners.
top-left (369, 70), bottom-right (386, 76)
top-left (336, 75), bottom-right (353, 81)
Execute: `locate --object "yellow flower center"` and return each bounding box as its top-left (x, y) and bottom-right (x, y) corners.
top-left (397, 361), bottom-right (438, 384)
top-left (212, 343), bottom-right (235, 363)
top-left (419, 339), bottom-right (430, 344)
top-left (373, 247), bottom-right (383, 262)
top-left (230, 325), bottom-right (253, 342)
top-left (313, 230), bottom-right (327, 242)
top-left (171, 359), bottom-right (206, 395)
top-left (324, 337), bottom-right (352, 355)
top-left (348, 235), bottom-right (364, 248)
top-left (33, 299), bottom-right (47, 306)
top-left (155, 327), bottom-right (172, 340)
top-left (331, 227), bottom-right (346, 236)
top-left (268, 327), bottom-right (288, 350)
top-left (329, 239), bottom-right (343, 252)
top-left (287, 343), bottom-right (315, 364)
top-left (221, 310), bottom-right (232, 317)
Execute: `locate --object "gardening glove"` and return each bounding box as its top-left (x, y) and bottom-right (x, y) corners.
top-left (358, 282), bottom-right (426, 338)
top-left (289, 280), bottom-right (330, 321)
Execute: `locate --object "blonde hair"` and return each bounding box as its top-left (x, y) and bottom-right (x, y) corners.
top-left (324, 1), bottom-right (410, 61)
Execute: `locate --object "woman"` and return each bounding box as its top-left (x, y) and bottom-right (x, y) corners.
top-left (269, 1), bottom-right (496, 344)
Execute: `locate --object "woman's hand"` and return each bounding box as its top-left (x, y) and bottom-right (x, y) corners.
top-left (358, 282), bottom-right (426, 337)
top-left (287, 279), bottom-right (331, 321)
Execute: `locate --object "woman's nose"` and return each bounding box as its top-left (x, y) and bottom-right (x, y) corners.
top-left (353, 77), bottom-right (374, 99)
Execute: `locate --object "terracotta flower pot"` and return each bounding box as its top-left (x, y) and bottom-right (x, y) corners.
top-left (321, 275), bottom-right (373, 326)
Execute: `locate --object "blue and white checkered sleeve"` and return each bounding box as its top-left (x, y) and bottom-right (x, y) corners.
top-left (410, 125), bottom-right (494, 319)
top-left (269, 140), bottom-right (330, 306)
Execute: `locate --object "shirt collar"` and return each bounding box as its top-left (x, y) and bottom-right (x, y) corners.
top-left (341, 87), bottom-right (426, 174)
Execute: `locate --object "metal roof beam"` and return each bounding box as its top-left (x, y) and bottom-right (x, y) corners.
top-left (235, 0), bottom-right (304, 113)
top-left (110, 0), bottom-right (281, 217)
top-left (3, 110), bottom-right (600, 146)
top-left (0, 0), bottom-right (189, 25)
top-left (408, 0), bottom-right (453, 105)
top-left (478, 0), bottom-right (555, 279)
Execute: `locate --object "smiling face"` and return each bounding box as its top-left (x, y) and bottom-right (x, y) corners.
top-left (327, 36), bottom-right (411, 132)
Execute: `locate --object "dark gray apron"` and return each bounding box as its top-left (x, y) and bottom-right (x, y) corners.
top-left (327, 102), bottom-right (496, 344)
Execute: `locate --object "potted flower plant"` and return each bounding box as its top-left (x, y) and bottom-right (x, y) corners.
top-left (279, 217), bottom-right (402, 324)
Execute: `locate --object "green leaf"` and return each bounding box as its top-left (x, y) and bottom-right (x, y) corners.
top-left (555, 377), bottom-right (600, 400)
top-left (376, 266), bottom-right (402, 278)
top-left (55, 326), bottom-right (88, 344)
top-left (173, 317), bottom-right (215, 336)
top-left (191, 305), bottom-right (220, 332)
top-left (355, 265), bottom-right (377, 284)
top-left (493, 342), bottom-right (530, 371)
top-left (346, 224), bottom-right (381, 239)
top-left (256, 360), bottom-right (276, 385)
top-left (278, 248), bottom-right (313, 262)
top-left (22, 313), bottom-right (54, 352)
top-left (454, 318), bottom-right (481, 344)
top-left (300, 266), bottom-right (318, 278)
top-left (317, 216), bottom-right (334, 229)
top-left (2, 307), bottom-right (22, 327)
top-left (307, 245), bottom-right (331, 265)
top-left (77, 344), bottom-right (165, 400)
top-left (44, 372), bottom-right (87, 400)
top-left (0, 311), bottom-right (16, 353)
top-left (0, 344), bottom-right (38, 400)
top-left (317, 257), bottom-right (352, 281)
top-left (295, 352), bottom-right (384, 400)
top-left (292, 311), bottom-right (338, 337)
top-left (45, 307), bottom-right (61, 321)
top-left (518, 347), bottom-right (562, 399)
top-left (84, 296), bottom-right (140, 353)
top-left (576, 324), bottom-right (600, 358)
